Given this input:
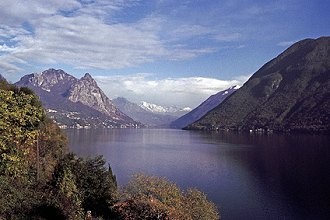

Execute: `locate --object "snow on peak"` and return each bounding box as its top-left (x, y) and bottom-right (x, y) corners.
top-left (139, 101), bottom-right (191, 113)
top-left (140, 101), bottom-right (168, 113)
top-left (181, 107), bottom-right (192, 111)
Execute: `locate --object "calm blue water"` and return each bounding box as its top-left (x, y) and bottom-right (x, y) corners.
top-left (66, 128), bottom-right (330, 220)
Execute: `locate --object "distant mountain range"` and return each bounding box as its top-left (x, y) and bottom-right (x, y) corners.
top-left (13, 68), bottom-right (191, 128)
top-left (8, 37), bottom-right (330, 133)
top-left (113, 97), bottom-right (182, 127)
top-left (139, 101), bottom-right (191, 116)
top-left (0, 74), bottom-right (5, 81)
top-left (170, 86), bottom-right (237, 129)
top-left (16, 69), bottom-right (140, 128)
top-left (186, 37), bottom-right (330, 134)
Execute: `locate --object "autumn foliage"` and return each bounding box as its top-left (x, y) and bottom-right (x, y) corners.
top-left (112, 174), bottom-right (220, 220)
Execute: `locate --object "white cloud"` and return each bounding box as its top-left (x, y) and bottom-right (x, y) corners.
top-left (5, 0), bottom-right (292, 75)
top-left (169, 24), bottom-right (213, 40)
top-left (0, 60), bottom-right (23, 74)
top-left (214, 32), bottom-right (242, 42)
top-left (0, 44), bottom-right (16, 52)
top-left (0, 25), bottom-right (30, 40)
top-left (277, 40), bottom-right (296, 47)
top-left (94, 74), bottom-right (249, 108)
top-left (0, 15), bottom-right (166, 72)
top-left (0, 1), bottom-right (221, 74)
top-left (0, 0), bottom-right (81, 25)
top-left (0, 0), bottom-right (313, 85)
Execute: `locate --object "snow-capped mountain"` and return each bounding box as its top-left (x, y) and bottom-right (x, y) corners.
top-left (113, 97), bottom-right (179, 127)
top-left (139, 101), bottom-right (191, 116)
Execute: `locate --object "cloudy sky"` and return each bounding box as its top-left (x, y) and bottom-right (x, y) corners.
top-left (1, 0), bottom-right (329, 107)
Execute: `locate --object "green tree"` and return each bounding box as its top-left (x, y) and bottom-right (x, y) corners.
top-left (0, 83), bottom-right (71, 219)
top-left (0, 176), bottom-right (40, 219)
top-left (28, 118), bottom-right (68, 183)
top-left (53, 166), bottom-right (84, 219)
top-left (0, 88), bottom-right (44, 179)
top-left (52, 154), bottom-right (118, 219)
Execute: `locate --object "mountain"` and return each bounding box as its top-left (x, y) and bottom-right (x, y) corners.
top-left (0, 74), bottom-right (6, 81)
top-left (139, 101), bottom-right (191, 117)
top-left (67, 73), bottom-right (132, 122)
top-left (186, 37), bottom-right (330, 134)
top-left (113, 97), bottom-right (180, 127)
top-left (170, 86), bottom-right (237, 129)
top-left (16, 68), bottom-right (140, 128)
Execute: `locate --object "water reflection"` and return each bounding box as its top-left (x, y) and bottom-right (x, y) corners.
top-left (66, 129), bottom-right (330, 220)
top-left (204, 132), bottom-right (330, 219)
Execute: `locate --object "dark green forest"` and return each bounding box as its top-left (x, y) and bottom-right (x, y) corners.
top-left (0, 79), bottom-right (219, 219)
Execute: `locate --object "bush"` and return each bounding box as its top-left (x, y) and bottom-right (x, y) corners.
top-left (113, 174), bottom-right (220, 220)
top-left (112, 199), bottom-right (171, 220)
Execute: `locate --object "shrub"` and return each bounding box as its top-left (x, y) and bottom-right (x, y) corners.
top-left (113, 174), bottom-right (220, 220)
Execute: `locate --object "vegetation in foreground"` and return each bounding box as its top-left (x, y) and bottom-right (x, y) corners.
top-left (112, 174), bottom-right (219, 220)
top-left (0, 79), bottom-right (219, 219)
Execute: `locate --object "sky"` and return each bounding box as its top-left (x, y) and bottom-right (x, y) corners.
top-left (0, 0), bottom-right (329, 108)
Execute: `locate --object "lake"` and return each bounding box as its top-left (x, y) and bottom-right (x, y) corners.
top-left (66, 128), bottom-right (330, 220)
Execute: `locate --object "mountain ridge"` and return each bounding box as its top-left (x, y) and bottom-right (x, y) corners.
top-left (113, 97), bottom-right (182, 127)
top-left (0, 74), bottom-right (6, 81)
top-left (16, 69), bottom-right (140, 128)
top-left (170, 86), bottom-right (237, 128)
top-left (139, 101), bottom-right (191, 115)
top-left (186, 37), bottom-right (330, 133)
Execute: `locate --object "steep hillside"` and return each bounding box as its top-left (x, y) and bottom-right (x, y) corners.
top-left (67, 73), bottom-right (132, 122)
top-left (16, 69), bottom-right (139, 128)
top-left (170, 86), bottom-right (237, 128)
top-left (187, 37), bottom-right (330, 133)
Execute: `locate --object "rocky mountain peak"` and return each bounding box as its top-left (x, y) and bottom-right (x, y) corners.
top-left (26, 68), bottom-right (77, 92)
top-left (82, 72), bottom-right (93, 80)
top-left (80, 73), bottom-right (96, 84)
top-left (79, 72), bottom-right (98, 87)
top-left (15, 69), bottom-right (138, 128)
top-left (67, 74), bottom-right (133, 122)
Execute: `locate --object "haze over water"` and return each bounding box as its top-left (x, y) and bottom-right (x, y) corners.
top-left (66, 129), bottom-right (330, 220)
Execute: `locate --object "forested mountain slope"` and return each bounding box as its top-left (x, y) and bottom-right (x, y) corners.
top-left (187, 37), bottom-right (330, 133)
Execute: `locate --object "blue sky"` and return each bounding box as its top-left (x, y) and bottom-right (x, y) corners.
top-left (0, 0), bottom-right (329, 107)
